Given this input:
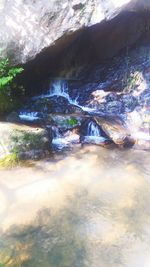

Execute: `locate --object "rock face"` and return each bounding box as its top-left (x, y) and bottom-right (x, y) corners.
top-left (0, 0), bottom-right (150, 66)
top-left (1, 0), bottom-right (150, 93)
top-left (0, 123), bottom-right (50, 160)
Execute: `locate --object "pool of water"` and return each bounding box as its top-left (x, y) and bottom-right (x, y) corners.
top-left (0, 145), bottom-right (150, 267)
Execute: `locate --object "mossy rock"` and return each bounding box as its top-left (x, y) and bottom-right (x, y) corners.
top-left (11, 129), bottom-right (49, 152)
top-left (0, 122), bottom-right (50, 165)
top-left (50, 115), bottom-right (82, 130)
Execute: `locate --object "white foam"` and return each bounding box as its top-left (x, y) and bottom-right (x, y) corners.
top-left (19, 112), bottom-right (39, 121)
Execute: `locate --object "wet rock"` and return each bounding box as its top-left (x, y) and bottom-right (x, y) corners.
top-left (95, 116), bottom-right (135, 147)
top-left (120, 94), bottom-right (138, 112)
top-left (105, 93), bottom-right (118, 102)
top-left (49, 114), bottom-right (82, 130)
top-left (18, 149), bottom-right (49, 160)
top-left (106, 101), bottom-right (122, 114)
top-left (121, 136), bottom-right (135, 148)
top-left (143, 66), bottom-right (150, 81)
top-left (28, 96), bottom-right (84, 115)
top-left (139, 89), bottom-right (150, 106)
top-left (6, 111), bottom-right (21, 123)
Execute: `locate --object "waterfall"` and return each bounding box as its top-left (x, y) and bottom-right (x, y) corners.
top-left (19, 79), bottom-right (98, 123)
top-left (83, 121), bottom-right (107, 144)
top-left (19, 112), bottom-right (40, 121)
top-left (52, 126), bottom-right (61, 138)
top-left (32, 79), bottom-right (79, 105)
top-left (87, 121), bottom-right (101, 136)
top-left (50, 80), bottom-right (69, 98)
top-left (50, 80), bottom-right (81, 106)
top-left (51, 126), bottom-right (79, 149)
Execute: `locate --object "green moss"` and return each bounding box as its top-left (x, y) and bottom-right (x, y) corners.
top-left (0, 57), bottom-right (24, 115)
top-left (0, 152), bottom-right (19, 169)
top-left (66, 118), bottom-right (78, 126)
top-left (11, 130), bottom-right (47, 153)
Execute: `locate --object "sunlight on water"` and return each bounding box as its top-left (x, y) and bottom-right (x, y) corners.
top-left (0, 146), bottom-right (149, 267)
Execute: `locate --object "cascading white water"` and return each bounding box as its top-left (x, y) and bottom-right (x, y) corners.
top-left (50, 80), bottom-right (69, 98)
top-left (84, 121), bottom-right (107, 144)
top-left (52, 126), bottom-right (61, 138)
top-left (52, 126), bottom-right (79, 149)
top-left (87, 121), bottom-right (101, 136)
top-left (19, 112), bottom-right (40, 121)
top-left (19, 79), bottom-right (97, 122)
top-left (32, 79), bottom-right (80, 105)
top-left (50, 80), bottom-right (80, 106)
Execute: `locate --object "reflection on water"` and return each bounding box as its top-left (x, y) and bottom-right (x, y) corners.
top-left (0, 146), bottom-right (150, 267)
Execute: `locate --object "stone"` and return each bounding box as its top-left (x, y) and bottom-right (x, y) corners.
top-left (1, 0), bottom-right (150, 91)
top-left (23, 96), bottom-right (84, 115)
top-left (0, 122), bottom-right (51, 160)
top-left (95, 116), bottom-right (135, 146)
top-left (106, 100), bottom-right (123, 114)
top-left (120, 94), bottom-right (138, 112)
top-left (6, 111), bottom-right (21, 123)
top-left (49, 114), bottom-right (82, 130)
top-left (0, 0), bottom-right (141, 64)
top-left (139, 89), bottom-right (150, 107)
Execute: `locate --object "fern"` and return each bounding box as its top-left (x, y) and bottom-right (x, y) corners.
top-left (0, 58), bottom-right (24, 114)
top-left (0, 58), bottom-right (24, 89)
top-left (0, 76), bottom-right (13, 88)
top-left (8, 67), bottom-right (24, 77)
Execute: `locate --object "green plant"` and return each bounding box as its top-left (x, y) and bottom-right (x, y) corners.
top-left (0, 58), bottom-right (23, 88)
top-left (0, 57), bottom-right (24, 115)
top-left (0, 152), bottom-right (19, 168)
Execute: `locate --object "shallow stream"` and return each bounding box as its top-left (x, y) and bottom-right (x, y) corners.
top-left (0, 146), bottom-right (150, 267)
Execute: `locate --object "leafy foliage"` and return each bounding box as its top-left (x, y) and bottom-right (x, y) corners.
top-left (0, 58), bottom-right (23, 89)
top-left (0, 57), bottom-right (24, 115)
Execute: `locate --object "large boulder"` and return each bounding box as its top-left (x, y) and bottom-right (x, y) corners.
top-left (20, 96), bottom-right (84, 118)
top-left (95, 116), bottom-right (135, 147)
top-left (0, 0), bottom-right (150, 65)
top-left (0, 0), bottom-right (150, 93)
top-left (0, 122), bottom-right (51, 162)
